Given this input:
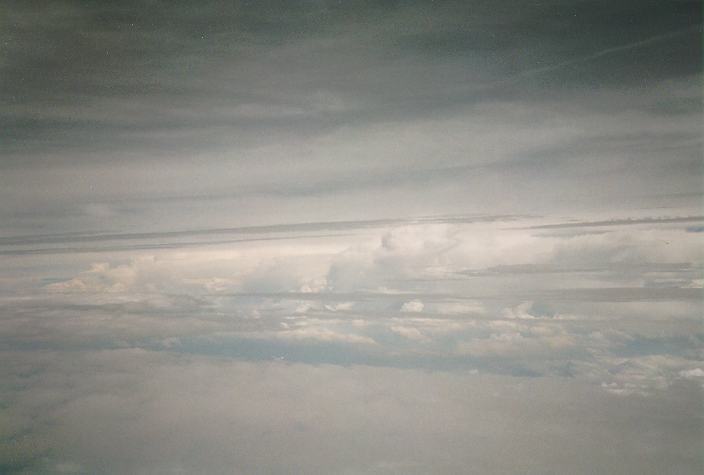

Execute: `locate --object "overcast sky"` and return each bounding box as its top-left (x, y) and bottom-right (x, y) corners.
top-left (1, 1), bottom-right (702, 474)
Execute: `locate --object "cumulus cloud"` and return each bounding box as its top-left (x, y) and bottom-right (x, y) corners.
top-left (14, 218), bottom-right (699, 387)
top-left (401, 300), bottom-right (425, 313)
top-left (274, 327), bottom-right (376, 346)
top-left (456, 324), bottom-right (576, 359)
top-left (390, 325), bottom-right (429, 342)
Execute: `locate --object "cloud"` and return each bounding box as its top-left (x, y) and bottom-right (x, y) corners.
top-left (512, 26), bottom-right (702, 80)
top-left (401, 300), bottom-right (424, 313)
top-left (1, 218), bottom-right (702, 473)
top-left (434, 301), bottom-right (486, 315)
top-left (274, 327), bottom-right (376, 346)
top-left (526, 215), bottom-right (704, 230)
top-left (22, 220), bottom-right (700, 375)
top-left (679, 368), bottom-right (704, 381)
top-left (455, 323), bottom-right (576, 359)
top-left (1, 349), bottom-right (702, 474)
top-left (389, 325), bottom-right (428, 342)
top-left (0, 1), bottom-right (701, 472)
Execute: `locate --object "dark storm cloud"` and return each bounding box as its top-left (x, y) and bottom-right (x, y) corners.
top-left (1, 0), bottom-right (700, 159)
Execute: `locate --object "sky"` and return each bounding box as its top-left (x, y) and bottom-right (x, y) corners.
top-left (0, 1), bottom-right (702, 473)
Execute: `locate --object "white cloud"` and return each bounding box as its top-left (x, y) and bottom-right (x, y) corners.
top-left (390, 325), bottom-right (428, 342)
top-left (679, 368), bottom-right (704, 380)
top-left (401, 300), bottom-right (424, 313)
top-left (275, 327), bottom-right (376, 345)
top-left (434, 301), bottom-right (486, 315)
top-left (324, 301), bottom-right (354, 312)
top-left (503, 301), bottom-right (538, 320)
top-left (456, 324), bottom-right (576, 358)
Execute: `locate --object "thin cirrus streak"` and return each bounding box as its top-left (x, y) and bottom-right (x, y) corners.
top-left (514, 26), bottom-right (702, 79)
top-left (0, 233), bottom-right (353, 256)
top-left (0, 214), bottom-right (698, 252)
top-left (0, 214), bottom-right (518, 248)
top-left (522, 215), bottom-right (704, 229)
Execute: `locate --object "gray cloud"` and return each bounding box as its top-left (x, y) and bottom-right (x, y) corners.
top-left (525, 215), bottom-right (704, 230)
top-left (0, 214), bottom-right (515, 247)
top-left (1, 1), bottom-right (702, 473)
top-left (1, 350), bottom-right (702, 474)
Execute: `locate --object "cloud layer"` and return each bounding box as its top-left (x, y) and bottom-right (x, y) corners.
top-left (1, 1), bottom-right (702, 473)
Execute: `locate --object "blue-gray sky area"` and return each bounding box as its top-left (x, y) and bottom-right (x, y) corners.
top-left (1, 1), bottom-right (702, 473)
